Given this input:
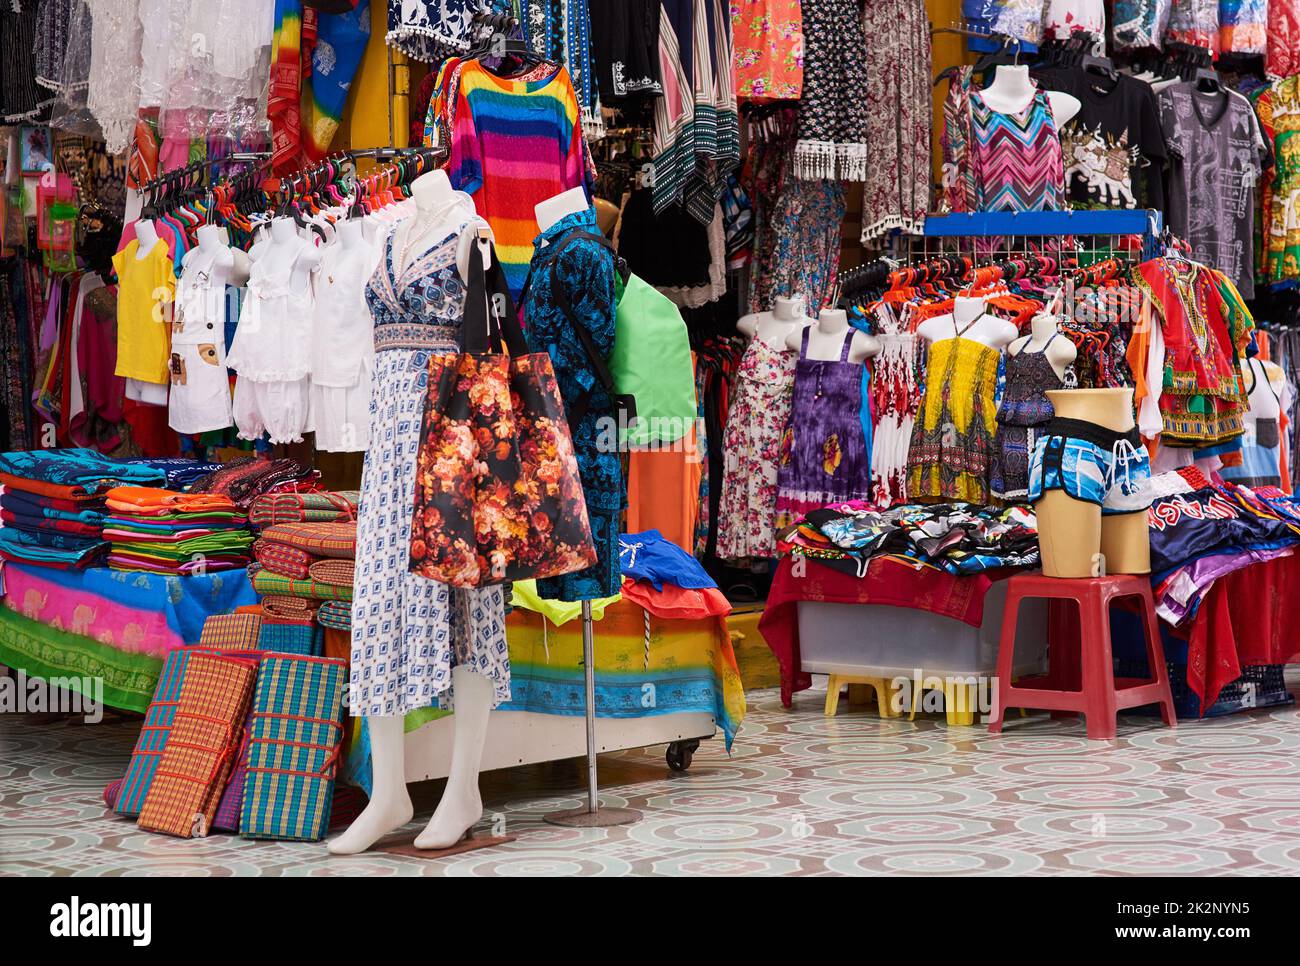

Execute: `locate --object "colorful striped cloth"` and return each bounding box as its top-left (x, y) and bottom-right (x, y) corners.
top-left (137, 652), bottom-right (257, 838)
top-left (307, 558), bottom-right (354, 586)
top-left (253, 538), bottom-right (317, 579)
top-left (241, 654), bottom-right (347, 841)
top-left (258, 522), bottom-right (356, 558)
top-left (449, 60), bottom-right (589, 300)
top-left (114, 648), bottom-right (194, 817)
top-left (198, 614), bottom-right (263, 651)
top-left (253, 570), bottom-right (353, 601)
top-left (248, 491), bottom-right (358, 528)
top-left (316, 599), bottom-right (351, 630)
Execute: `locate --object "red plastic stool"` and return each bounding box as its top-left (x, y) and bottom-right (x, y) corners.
top-left (988, 572), bottom-right (1176, 739)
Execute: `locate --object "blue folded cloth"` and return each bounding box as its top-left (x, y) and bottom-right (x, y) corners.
top-left (0, 448), bottom-right (165, 491)
top-left (619, 529), bottom-right (716, 591)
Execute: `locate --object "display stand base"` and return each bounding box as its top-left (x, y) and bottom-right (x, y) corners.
top-left (543, 806), bottom-right (642, 828)
top-left (370, 832), bottom-right (516, 859)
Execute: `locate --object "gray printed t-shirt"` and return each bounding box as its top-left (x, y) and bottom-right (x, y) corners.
top-left (1159, 82), bottom-right (1272, 299)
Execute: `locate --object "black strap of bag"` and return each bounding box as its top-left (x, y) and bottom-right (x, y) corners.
top-left (519, 228), bottom-right (635, 432)
top-left (463, 235), bottom-right (527, 357)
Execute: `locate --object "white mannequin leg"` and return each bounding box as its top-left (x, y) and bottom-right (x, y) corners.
top-left (414, 666), bottom-right (492, 849)
top-left (326, 715), bottom-right (413, 855)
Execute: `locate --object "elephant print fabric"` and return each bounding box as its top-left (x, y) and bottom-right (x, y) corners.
top-left (1036, 68), bottom-right (1168, 212)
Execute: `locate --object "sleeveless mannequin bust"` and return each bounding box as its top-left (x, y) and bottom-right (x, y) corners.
top-left (738, 295), bottom-right (808, 349)
top-left (980, 64), bottom-right (1080, 126)
top-left (392, 169), bottom-right (479, 282)
top-left (785, 308), bottom-right (879, 364)
top-left (1007, 311), bottom-right (1077, 381)
top-left (917, 295), bottom-right (1018, 351)
top-left (260, 217), bottom-right (322, 292)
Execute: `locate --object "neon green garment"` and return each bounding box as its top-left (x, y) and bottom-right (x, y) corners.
top-left (510, 580), bottom-right (621, 625)
top-left (610, 274), bottom-right (697, 446)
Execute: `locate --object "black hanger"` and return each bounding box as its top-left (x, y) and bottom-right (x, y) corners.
top-left (1195, 67), bottom-right (1223, 93)
top-left (1081, 54), bottom-right (1118, 83)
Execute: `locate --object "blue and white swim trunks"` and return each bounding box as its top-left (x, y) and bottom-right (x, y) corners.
top-left (1027, 417), bottom-right (1153, 515)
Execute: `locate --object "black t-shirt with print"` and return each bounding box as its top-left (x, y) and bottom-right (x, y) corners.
top-left (1035, 68), bottom-right (1169, 213)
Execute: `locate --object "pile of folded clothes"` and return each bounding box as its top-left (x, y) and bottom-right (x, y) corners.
top-left (248, 490), bottom-right (359, 529)
top-left (0, 448), bottom-right (166, 569)
top-left (778, 501), bottom-right (1041, 577)
top-left (116, 456), bottom-right (225, 490)
top-left (102, 487), bottom-right (255, 574)
top-left (190, 457), bottom-right (319, 508)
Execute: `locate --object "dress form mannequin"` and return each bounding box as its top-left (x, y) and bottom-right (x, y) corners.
top-left (134, 219), bottom-right (160, 258)
top-left (917, 295), bottom-right (1018, 350)
top-left (328, 202), bottom-right (499, 857)
top-left (1035, 388), bottom-right (1151, 577)
top-left (535, 185), bottom-right (590, 233)
top-left (980, 64), bottom-right (1081, 126)
top-left (392, 169), bottom-right (479, 278)
top-left (785, 308), bottom-right (879, 363)
top-left (1008, 311), bottom-right (1077, 380)
top-left (262, 217), bottom-right (322, 292)
top-left (195, 222), bottom-right (250, 286)
top-left (738, 295), bottom-right (808, 348)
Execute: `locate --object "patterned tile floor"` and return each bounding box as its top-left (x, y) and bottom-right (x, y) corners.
top-left (5, 683), bottom-right (1300, 876)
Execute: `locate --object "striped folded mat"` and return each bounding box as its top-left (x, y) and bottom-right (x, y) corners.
top-left (248, 491), bottom-right (358, 528)
top-left (253, 569), bottom-right (353, 601)
top-left (137, 652), bottom-right (258, 838)
top-left (212, 709), bottom-right (255, 832)
top-left (114, 649), bottom-right (193, 817)
top-left (261, 595), bottom-right (317, 622)
top-left (258, 620), bottom-right (322, 657)
top-left (308, 558), bottom-right (354, 586)
top-left (258, 522), bottom-right (356, 559)
top-left (241, 654), bottom-right (348, 841)
top-left (197, 613), bottom-right (263, 651)
top-left (316, 599), bottom-right (352, 631)
top-left (253, 538), bottom-right (317, 579)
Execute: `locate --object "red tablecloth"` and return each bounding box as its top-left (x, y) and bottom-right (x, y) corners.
top-left (758, 556), bottom-right (1005, 707)
top-left (1186, 554), bottom-right (1300, 709)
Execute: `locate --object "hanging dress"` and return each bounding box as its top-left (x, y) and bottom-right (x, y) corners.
top-left (968, 85), bottom-right (1067, 214)
top-left (774, 328), bottom-right (871, 526)
top-left (168, 245), bottom-right (235, 435)
top-left (907, 320), bottom-right (1001, 504)
top-left (350, 204), bottom-right (510, 717)
top-left (990, 334), bottom-right (1066, 501)
top-left (868, 305), bottom-right (922, 508)
top-left (311, 234), bottom-right (378, 453)
top-left (716, 334), bottom-right (797, 559)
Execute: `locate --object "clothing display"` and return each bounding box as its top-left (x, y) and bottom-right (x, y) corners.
top-left (1160, 82), bottom-right (1271, 298)
top-left (991, 336), bottom-right (1067, 501)
top-left (729, 0), bottom-right (801, 103)
top-left (111, 238), bottom-right (174, 386)
top-left (792, 0), bottom-right (868, 181)
top-left (169, 244), bottom-right (235, 435)
top-left (589, 0), bottom-right (662, 103)
top-left (907, 328), bottom-right (1001, 505)
top-left (716, 334), bottom-right (795, 560)
top-left (774, 329), bottom-right (871, 527)
top-left (1027, 417), bottom-right (1155, 514)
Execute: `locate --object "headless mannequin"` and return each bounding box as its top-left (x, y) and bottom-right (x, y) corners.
top-left (328, 182), bottom-right (499, 858)
top-left (1035, 388), bottom-right (1151, 578)
top-left (261, 217), bottom-right (322, 293)
top-left (786, 308), bottom-right (879, 364)
top-left (196, 223), bottom-right (251, 287)
top-left (917, 295), bottom-right (1018, 351)
top-left (1007, 311), bottom-right (1077, 381)
top-left (535, 185), bottom-right (590, 233)
top-left (738, 295), bottom-right (808, 348)
top-left (979, 64), bottom-right (1081, 126)
top-left (134, 219), bottom-right (161, 258)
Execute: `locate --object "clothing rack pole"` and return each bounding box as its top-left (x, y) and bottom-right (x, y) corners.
top-left (544, 602), bottom-right (642, 827)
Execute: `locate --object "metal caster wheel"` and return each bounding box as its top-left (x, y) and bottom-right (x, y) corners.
top-left (666, 739), bottom-right (700, 772)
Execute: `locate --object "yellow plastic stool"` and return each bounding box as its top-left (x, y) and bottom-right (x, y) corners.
top-left (825, 675), bottom-right (901, 717)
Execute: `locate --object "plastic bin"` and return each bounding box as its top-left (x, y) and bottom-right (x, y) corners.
top-left (796, 578), bottom-right (1050, 678)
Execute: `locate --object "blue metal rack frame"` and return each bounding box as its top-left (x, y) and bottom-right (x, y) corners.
top-left (921, 209), bottom-right (1164, 260)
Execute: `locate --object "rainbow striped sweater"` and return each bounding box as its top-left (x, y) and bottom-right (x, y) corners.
top-left (449, 61), bottom-right (590, 300)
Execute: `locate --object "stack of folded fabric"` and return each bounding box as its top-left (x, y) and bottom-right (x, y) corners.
top-left (250, 522), bottom-right (356, 601)
top-left (189, 457), bottom-right (316, 508)
top-left (115, 456), bottom-right (226, 490)
top-left (0, 448), bottom-right (166, 569)
top-left (248, 490), bottom-right (359, 529)
top-left (102, 487), bottom-right (255, 574)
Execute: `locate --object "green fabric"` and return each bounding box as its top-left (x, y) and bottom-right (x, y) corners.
top-left (0, 607), bottom-right (163, 712)
top-left (510, 579), bottom-right (620, 625)
top-left (111, 533), bottom-right (254, 559)
top-left (610, 274), bottom-right (697, 446)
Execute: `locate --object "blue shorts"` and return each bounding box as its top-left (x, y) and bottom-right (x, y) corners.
top-left (1028, 418), bottom-right (1152, 515)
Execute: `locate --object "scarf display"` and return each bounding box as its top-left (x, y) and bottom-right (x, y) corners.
top-left (793, 0), bottom-right (869, 181)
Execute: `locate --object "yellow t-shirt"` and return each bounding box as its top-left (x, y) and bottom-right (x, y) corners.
top-left (111, 239), bottom-right (175, 384)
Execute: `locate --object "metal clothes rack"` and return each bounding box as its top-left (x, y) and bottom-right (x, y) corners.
top-left (907, 209), bottom-right (1165, 266)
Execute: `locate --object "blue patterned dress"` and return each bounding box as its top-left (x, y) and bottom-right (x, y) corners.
top-left (349, 214), bottom-right (510, 717)
top-left (522, 208), bottom-right (625, 601)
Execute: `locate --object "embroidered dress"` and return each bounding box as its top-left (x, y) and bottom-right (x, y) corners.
top-left (775, 329), bottom-right (871, 526)
top-left (907, 329), bottom-right (1001, 504)
top-left (793, 0), bottom-right (869, 181)
top-left (716, 335), bottom-right (796, 560)
top-left (991, 336), bottom-right (1066, 500)
top-left (730, 0), bottom-right (802, 103)
top-left (349, 208), bottom-right (509, 717)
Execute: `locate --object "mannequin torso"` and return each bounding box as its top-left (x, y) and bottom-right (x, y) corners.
top-left (134, 219), bottom-right (161, 259)
top-left (785, 309), bottom-right (879, 363)
top-left (917, 295), bottom-right (1018, 351)
top-left (979, 64), bottom-right (1080, 127)
top-left (259, 217), bottom-right (321, 293)
top-left (1046, 387), bottom-right (1135, 432)
top-left (1008, 312), bottom-right (1077, 380)
top-left (739, 296), bottom-right (808, 349)
top-left (393, 170), bottom-right (480, 282)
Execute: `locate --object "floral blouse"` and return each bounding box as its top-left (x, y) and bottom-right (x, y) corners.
top-left (730, 0), bottom-right (803, 102)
